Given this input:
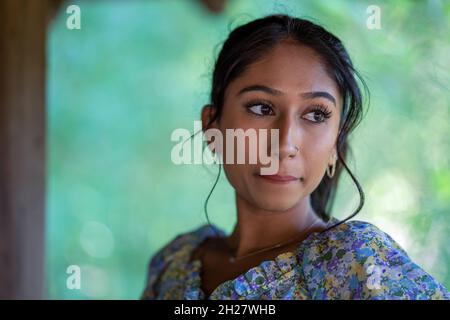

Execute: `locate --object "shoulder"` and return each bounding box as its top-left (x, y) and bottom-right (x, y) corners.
top-left (332, 219), bottom-right (410, 257)
top-left (301, 219), bottom-right (450, 300)
top-left (301, 219), bottom-right (410, 267)
top-left (140, 224), bottom-right (222, 299)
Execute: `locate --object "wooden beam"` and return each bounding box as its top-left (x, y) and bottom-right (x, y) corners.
top-left (0, 0), bottom-right (47, 299)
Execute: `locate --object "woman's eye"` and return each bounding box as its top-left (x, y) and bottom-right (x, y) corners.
top-left (303, 109), bottom-right (331, 123)
top-left (247, 103), bottom-right (274, 116)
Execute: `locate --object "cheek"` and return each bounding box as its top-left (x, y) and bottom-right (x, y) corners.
top-left (222, 162), bottom-right (253, 197)
top-left (218, 123), bottom-right (267, 165)
top-left (301, 133), bottom-right (336, 175)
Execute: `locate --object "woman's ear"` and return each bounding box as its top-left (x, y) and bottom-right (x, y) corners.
top-left (201, 104), bottom-right (218, 131)
top-left (201, 104), bottom-right (222, 156)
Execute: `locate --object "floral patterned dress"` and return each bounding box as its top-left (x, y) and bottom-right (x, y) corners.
top-left (141, 217), bottom-right (450, 300)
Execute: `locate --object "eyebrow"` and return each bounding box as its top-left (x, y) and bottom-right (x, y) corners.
top-left (237, 84), bottom-right (336, 106)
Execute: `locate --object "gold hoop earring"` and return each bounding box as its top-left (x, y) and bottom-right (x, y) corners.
top-left (326, 162), bottom-right (336, 178)
top-left (327, 154), bottom-right (337, 178)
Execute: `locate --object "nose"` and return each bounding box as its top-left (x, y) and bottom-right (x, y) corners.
top-left (273, 115), bottom-right (300, 161)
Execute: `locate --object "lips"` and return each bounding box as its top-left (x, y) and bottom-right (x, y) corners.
top-left (256, 173), bottom-right (300, 184)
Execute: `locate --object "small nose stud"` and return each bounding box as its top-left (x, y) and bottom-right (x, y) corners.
top-left (289, 146), bottom-right (299, 158)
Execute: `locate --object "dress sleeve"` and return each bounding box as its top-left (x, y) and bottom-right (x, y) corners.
top-left (140, 233), bottom-right (185, 300)
top-left (140, 244), bottom-right (169, 300)
top-left (334, 222), bottom-right (450, 300)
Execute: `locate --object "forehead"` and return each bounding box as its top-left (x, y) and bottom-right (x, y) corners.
top-left (226, 40), bottom-right (342, 105)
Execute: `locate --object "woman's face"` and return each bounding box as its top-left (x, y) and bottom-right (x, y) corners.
top-left (203, 39), bottom-right (342, 212)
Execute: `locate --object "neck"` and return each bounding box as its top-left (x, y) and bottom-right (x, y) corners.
top-left (226, 193), bottom-right (326, 258)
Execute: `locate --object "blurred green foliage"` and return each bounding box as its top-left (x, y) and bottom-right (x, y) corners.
top-left (47, 0), bottom-right (450, 299)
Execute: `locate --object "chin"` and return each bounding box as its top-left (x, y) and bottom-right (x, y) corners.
top-left (252, 194), bottom-right (301, 212)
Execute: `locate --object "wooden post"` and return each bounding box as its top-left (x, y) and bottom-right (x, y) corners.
top-left (0, 0), bottom-right (47, 299)
top-left (0, 0), bottom-right (223, 299)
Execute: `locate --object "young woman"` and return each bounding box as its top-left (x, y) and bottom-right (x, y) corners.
top-left (141, 14), bottom-right (450, 300)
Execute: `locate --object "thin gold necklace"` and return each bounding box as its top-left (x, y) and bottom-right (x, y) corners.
top-left (227, 218), bottom-right (323, 263)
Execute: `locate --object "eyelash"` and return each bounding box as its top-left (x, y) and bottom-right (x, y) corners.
top-left (309, 104), bottom-right (333, 123)
top-left (244, 101), bottom-right (332, 124)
